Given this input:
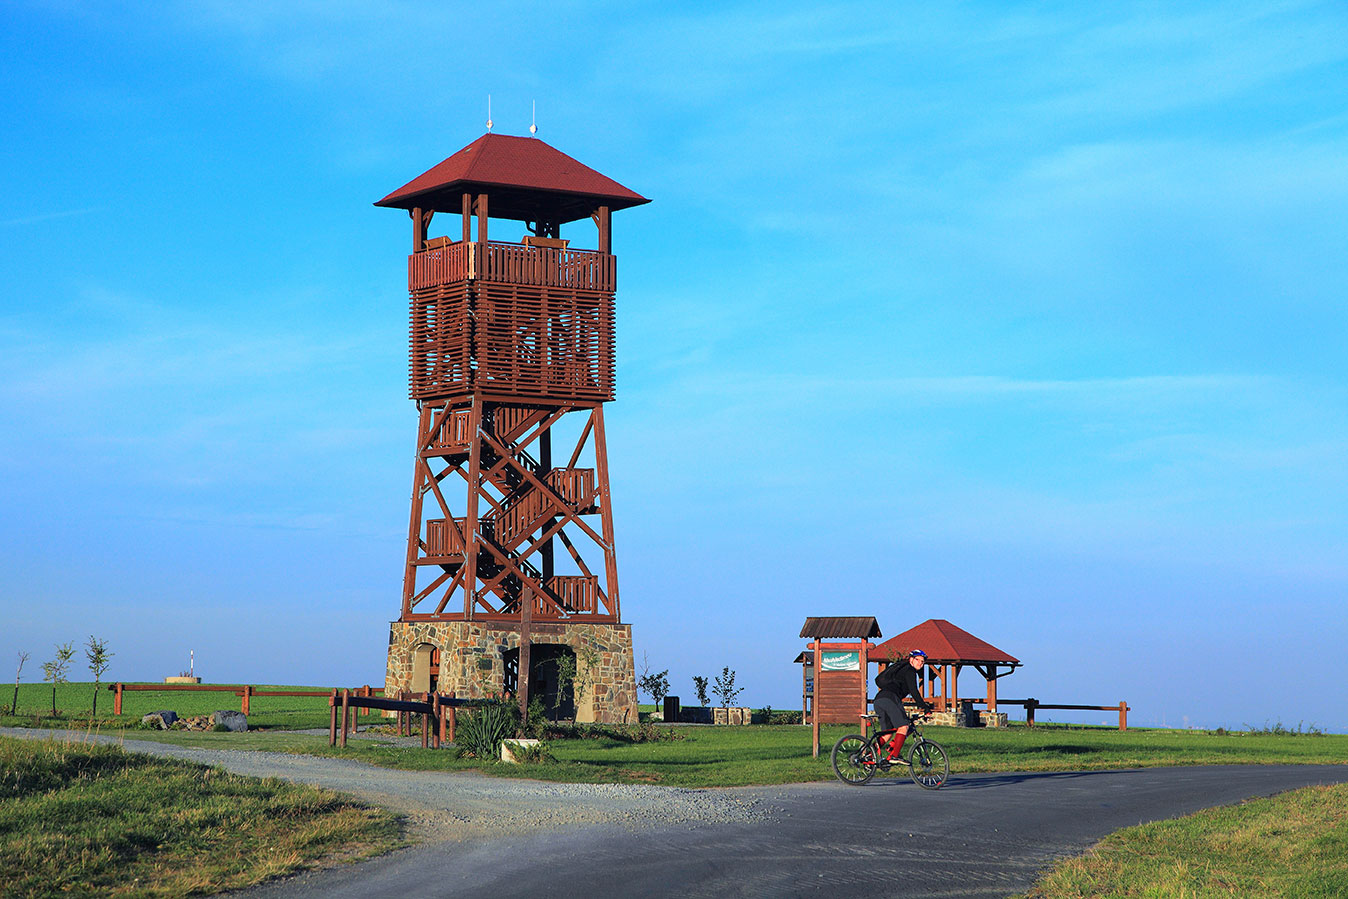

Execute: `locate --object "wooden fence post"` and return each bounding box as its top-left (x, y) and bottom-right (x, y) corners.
top-left (448, 692), bottom-right (456, 744)
top-left (340, 689), bottom-right (350, 748)
top-left (328, 690), bottom-right (338, 746)
top-left (113, 683), bottom-right (123, 716)
top-left (1119, 701), bottom-right (1128, 732)
top-left (241, 685), bottom-right (252, 716)
top-left (1026, 698), bottom-right (1037, 728)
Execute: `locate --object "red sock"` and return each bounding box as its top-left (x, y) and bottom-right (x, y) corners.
top-left (887, 732), bottom-right (907, 759)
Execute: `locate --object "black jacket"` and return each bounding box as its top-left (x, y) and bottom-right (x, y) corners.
top-left (875, 661), bottom-right (932, 711)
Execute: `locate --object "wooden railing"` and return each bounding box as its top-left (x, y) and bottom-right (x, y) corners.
top-left (493, 469), bottom-right (596, 545)
top-left (409, 240), bottom-right (615, 292)
top-left (549, 575), bottom-right (599, 614)
top-left (109, 682), bottom-right (383, 716)
top-left (426, 408), bottom-right (473, 455)
top-left (425, 518), bottom-right (466, 557)
top-left (961, 697), bottom-right (1131, 731)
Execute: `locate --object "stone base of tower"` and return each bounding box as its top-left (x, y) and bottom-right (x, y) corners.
top-left (385, 619), bottom-right (638, 724)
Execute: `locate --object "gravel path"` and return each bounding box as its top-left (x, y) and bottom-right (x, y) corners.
top-left (0, 727), bottom-right (772, 841)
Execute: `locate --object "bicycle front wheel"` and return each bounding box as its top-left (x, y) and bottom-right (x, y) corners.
top-left (831, 734), bottom-right (877, 785)
top-left (909, 739), bottom-right (949, 790)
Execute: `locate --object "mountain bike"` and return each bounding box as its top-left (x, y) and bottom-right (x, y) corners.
top-left (830, 712), bottom-right (949, 789)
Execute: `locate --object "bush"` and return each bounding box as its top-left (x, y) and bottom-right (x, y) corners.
top-left (455, 700), bottom-right (516, 759)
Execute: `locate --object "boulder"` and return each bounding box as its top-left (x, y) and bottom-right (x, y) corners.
top-left (141, 710), bottom-right (178, 729)
top-left (211, 710), bottom-right (248, 732)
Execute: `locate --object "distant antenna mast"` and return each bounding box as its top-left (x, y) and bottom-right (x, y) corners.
top-left (530, 100), bottom-right (538, 136)
top-left (486, 94), bottom-right (493, 132)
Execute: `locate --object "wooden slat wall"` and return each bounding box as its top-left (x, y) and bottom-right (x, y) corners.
top-left (407, 242), bottom-right (617, 403)
top-left (814, 670), bottom-right (866, 724)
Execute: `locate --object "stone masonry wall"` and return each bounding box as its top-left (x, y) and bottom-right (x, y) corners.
top-left (386, 619), bottom-right (638, 724)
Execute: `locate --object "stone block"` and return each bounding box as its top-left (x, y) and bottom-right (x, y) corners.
top-left (500, 738), bottom-right (542, 764)
top-left (142, 710), bottom-right (178, 729)
top-left (211, 710), bottom-right (248, 732)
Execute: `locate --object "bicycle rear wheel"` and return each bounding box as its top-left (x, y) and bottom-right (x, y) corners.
top-left (831, 734), bottom-right (877, 785)
top-left (909, 739), bottom-right (949, 790)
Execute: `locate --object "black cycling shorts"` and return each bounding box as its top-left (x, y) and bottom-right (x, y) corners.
top-left (873, 691), bottom-right (912, 731)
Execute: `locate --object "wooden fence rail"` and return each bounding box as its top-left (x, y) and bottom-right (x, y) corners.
top-left (995, 698), bottom-right (1130, 731)
top-left (328, 690), bottom-right (492, 749)
top-left (107, 682), bottom-right (385, 717)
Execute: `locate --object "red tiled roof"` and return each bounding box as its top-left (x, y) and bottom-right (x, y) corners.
top-left (375, 133), bottom-right (649, 222)
top-left (872, 619), bottom-right (1019, 665)
top-left (799, 617), bottom-right (882, 639)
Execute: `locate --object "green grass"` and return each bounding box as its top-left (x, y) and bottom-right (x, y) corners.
top-left (2, 681), bottom-right (376, 730)
top-left (1020, 782), bottom-right (1348, 897)
top-left (66, 721), bottom-right (1348, 788)
top-left (0, 734), bottom-right (401, 898)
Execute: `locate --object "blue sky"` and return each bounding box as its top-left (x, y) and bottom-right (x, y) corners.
top-left (2, 2), bottom-right (1346, 730)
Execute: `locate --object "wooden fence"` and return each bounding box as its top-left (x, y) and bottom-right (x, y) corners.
top-left (973, 697), bottom-right (1131, 731)
top-left (328, 689), bottom-right (491, 749)
top-left (107, 682), bottom-right (385, 716)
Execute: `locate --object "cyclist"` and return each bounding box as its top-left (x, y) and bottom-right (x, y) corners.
top-left (872, 649), bottom-right (933, 762)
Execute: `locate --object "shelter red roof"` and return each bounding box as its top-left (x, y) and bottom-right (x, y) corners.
top-left (872, 619), bottom-right (1019, 665)
top-left (375, 133), bottom-right (649, 223)
top-left (799, 617), bottom-right (882, 639)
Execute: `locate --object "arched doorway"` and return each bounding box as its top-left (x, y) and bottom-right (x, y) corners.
top-left (502, 644), bottom-right (577, 721)
top-left (410, 643), bottom-right (440, 693)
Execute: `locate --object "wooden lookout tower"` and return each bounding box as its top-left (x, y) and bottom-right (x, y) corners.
top-left (377, 133), bottom-right (649, 723)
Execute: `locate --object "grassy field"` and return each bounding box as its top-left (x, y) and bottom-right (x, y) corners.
top-left (0, 734), bottom-right (400, 898)
top-left (1020, 781), bottom-right (1348, 897)
top-left (2, 681), bottom-right (372, 730)
top-left (59, 719), bottom-right (1348, 788)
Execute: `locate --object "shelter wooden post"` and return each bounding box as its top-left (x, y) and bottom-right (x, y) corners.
top-left (811, 640), bottom-right (821, 758)
top-left (987, 673), bottom-right (997, 713)
top-left (859, 640), bottom-right (870, 727)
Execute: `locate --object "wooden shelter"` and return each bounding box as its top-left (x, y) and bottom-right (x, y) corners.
top-left (871, 619), bottom-right (1020, 716)
top-left (378, 133), bottom-right (649, 723)
top-left (799, 617), bottom-right (881, 756)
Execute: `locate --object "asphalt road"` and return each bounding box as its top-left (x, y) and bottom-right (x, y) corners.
top-left (241, 764), bottom-right (1348, 899)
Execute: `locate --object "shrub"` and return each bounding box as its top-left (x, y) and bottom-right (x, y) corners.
top-left (455, 701), bottom-right (515, 759)
top-left (542, 722), bottom-right (684, 744)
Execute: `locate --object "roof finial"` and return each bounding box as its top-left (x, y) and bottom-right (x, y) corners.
top-left (530, 100), bottom-right (538, 136)
top-left (486, 94), bottom-right (493, 132)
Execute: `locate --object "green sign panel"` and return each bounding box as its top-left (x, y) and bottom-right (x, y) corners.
top-left (820, 651), bottom-right (860, 672)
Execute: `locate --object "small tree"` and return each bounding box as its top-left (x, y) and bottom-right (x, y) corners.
top-left (637, 668), bottom-right (670, 711)
top-left (554, 643), bottom-right (600, 723)
top-left (85, 636), bottom-right (113, 717)
top-left (712, 666), bottom-right (743, 708)
top-left (11, 651), bottom-right (29, 716)
top-left (41, 643), bottom-right (74, 717)
top-left (692, 675), bottom-right (709, 707)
